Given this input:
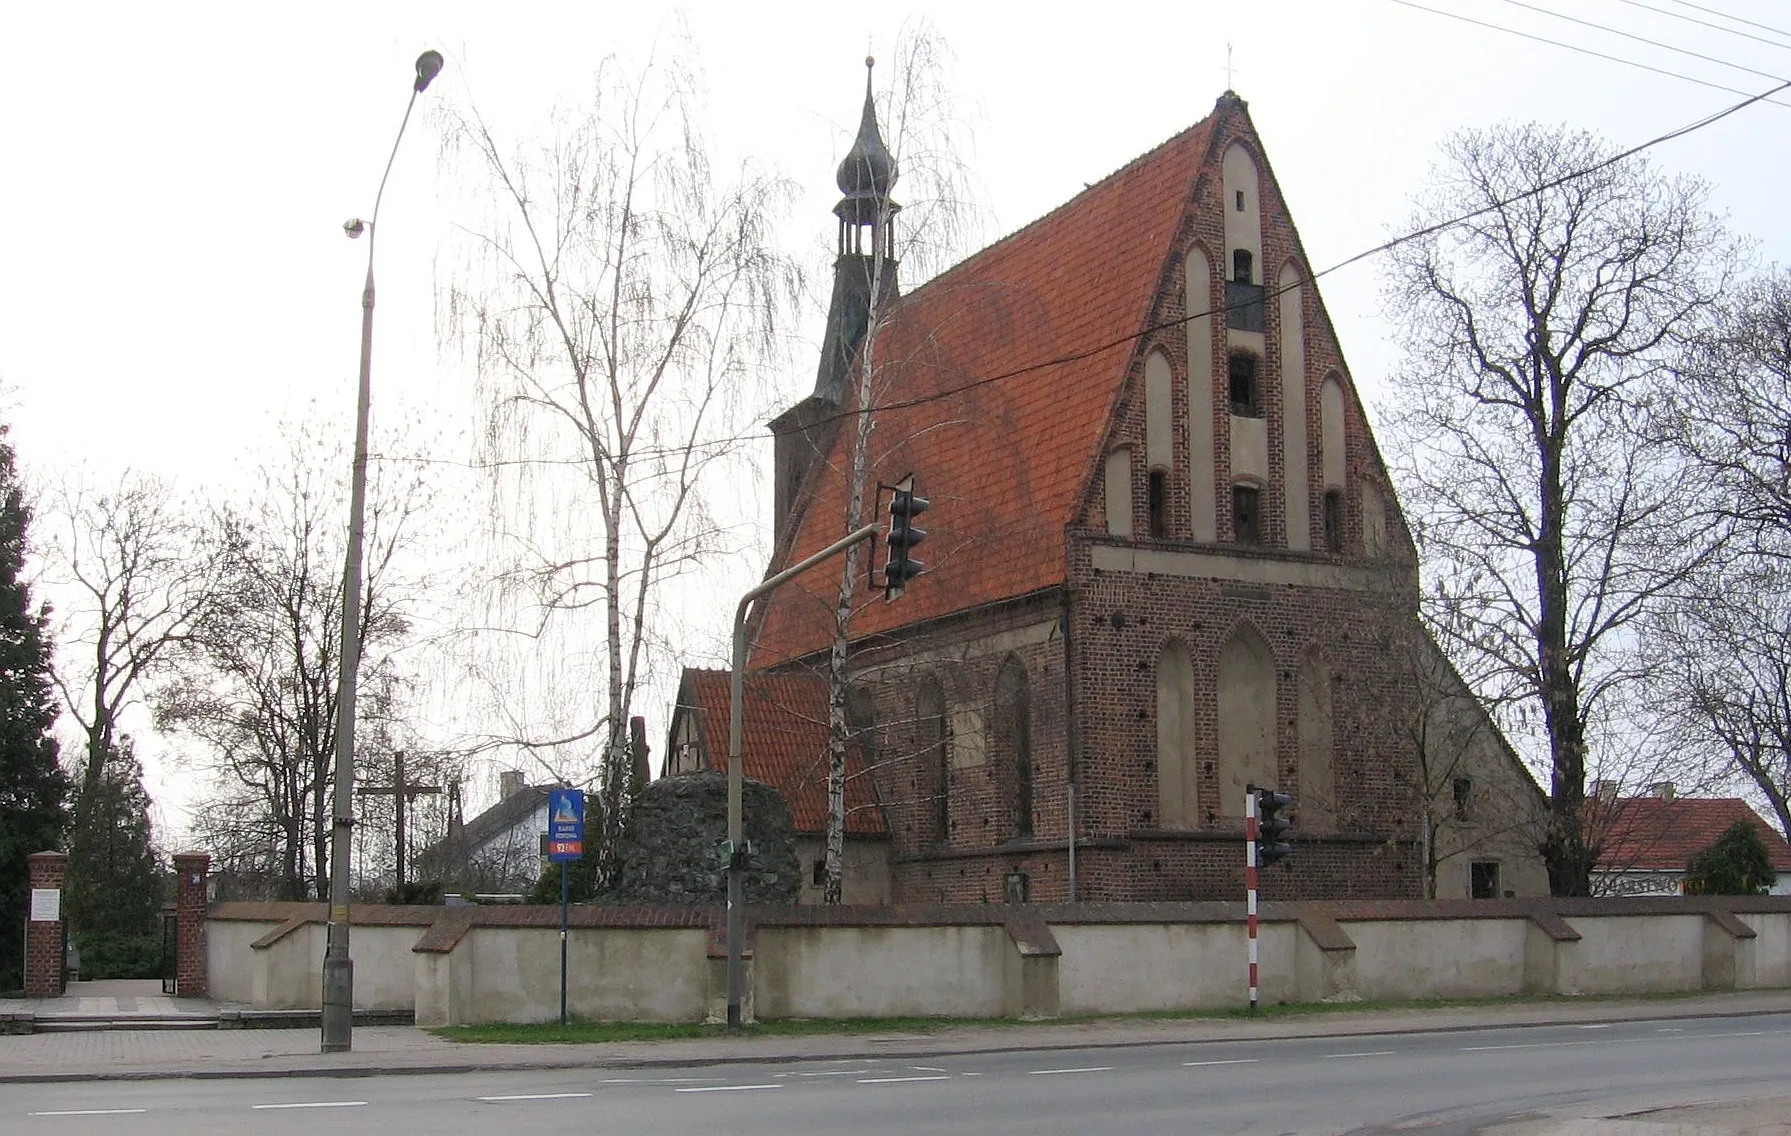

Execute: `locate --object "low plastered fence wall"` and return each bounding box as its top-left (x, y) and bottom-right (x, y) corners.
top-left (205, 895), bottom-right (1791, 1027)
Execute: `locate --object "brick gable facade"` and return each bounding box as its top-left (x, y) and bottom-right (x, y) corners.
top-left (738, 90), bottom-right (1547, 905)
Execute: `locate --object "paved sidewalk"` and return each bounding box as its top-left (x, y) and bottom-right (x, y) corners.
top-left (2, 989), bottom-right (1789, 1086)
top-left (1477, 1094), bottom-right (1791, 1136)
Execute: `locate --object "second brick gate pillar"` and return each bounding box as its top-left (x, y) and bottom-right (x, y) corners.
top-left (172, 852), bottom-right (211, 998)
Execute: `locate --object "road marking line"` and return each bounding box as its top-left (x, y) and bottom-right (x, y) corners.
top-left (29, 1109), bottom-right (149, 1117)
top-left (1027, 1066), bottom-right (1114, 1076)
top-left (793, 1070), bottom-right (875, 1077)
top-left (909, 1066), bottom-right (949, 1072)
top-left (601, 1077), bottom-right (713, 1084)
top-left (1183, 1059), bottom-right (1258, 1067)
top-left (476, 1093), bottom-right (592, 1101)
top-left (251, 1101), bottom-right (367, 1110)
top-left (856, 1075), bottom-right (952, 1084)
top-left (1322, 1050), bottom-right (1395, 1059)
top-left (673, 1084), bottom-right (782, 1093)
top-left (1576, 1023), bottom-right (1612, 1029)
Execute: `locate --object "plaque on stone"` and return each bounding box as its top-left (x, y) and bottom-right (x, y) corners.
top-left (29, 888), bottom-right (60, 922)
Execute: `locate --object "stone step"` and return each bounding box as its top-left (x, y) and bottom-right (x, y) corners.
top-left (34, 1017), bottom-right (219, 1032)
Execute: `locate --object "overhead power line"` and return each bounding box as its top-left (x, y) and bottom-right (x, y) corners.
top-left (1618, 0), bottom-right (1791, 53)
top-left (1492, 0), bottom-right (1789, 84)
top-left (1661, 0), bottom-right (1791, 42)
top-left (1387, 0), bottom-right (1791, 109)
top-left (382, 74), bottom-right (1791, 472)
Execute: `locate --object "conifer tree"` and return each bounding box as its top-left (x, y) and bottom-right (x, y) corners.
top-left (0, 424), bottom-right (68, 991)
top-left (1684, 820), bottom-right (1777, 896)
top-left (65, 737), bottom-right (163, 978)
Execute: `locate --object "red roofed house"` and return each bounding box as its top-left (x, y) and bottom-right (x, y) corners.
top-left (665, 668), bottom-right (890, 904)
top-left (712, 78), bottom-right (1549, 905)
top-left (1590, 782), bottom-right (1791, 898)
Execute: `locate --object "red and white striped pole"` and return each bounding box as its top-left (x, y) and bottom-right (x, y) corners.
top-left (1245, 784), bottom-right (1259, 1015)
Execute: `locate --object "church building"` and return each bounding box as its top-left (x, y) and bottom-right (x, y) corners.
top-left (673, 73), bottom-right (1549, 905)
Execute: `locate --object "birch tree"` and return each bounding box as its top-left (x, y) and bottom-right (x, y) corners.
top-left (820, 29), bottom-right (978, 903)
top-left (442, 53), bottom-right (800, 886)
top-left (1384, 124), bottom-right (1734, 895)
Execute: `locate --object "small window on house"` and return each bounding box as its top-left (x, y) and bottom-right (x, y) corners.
top-left (1147, 470), bottom-right (1168, 537)
top-left (1228, 352), bottom-right (1260, 417)
top-left (1470, 860), bottom-right (1501, 899)
top-left (1235, 189), bottom-right (1245, 212)
top-left (1453, 777), bottom-right (1473, 822)
top-left (1323, 490), bottom-right (1343, 553)
top-left (1233, 485), bottom-right (1260, 545)
top-left (1232, 249), bottom-right (1253, 283)
top-left (812, 857), bottom-right (826, 887)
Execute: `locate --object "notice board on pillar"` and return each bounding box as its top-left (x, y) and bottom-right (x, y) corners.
top-left (30, 888), bottom-right (60, 922)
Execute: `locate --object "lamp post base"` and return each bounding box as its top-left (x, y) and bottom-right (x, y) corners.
top-left (320, 954), bottom-right (354, 1052)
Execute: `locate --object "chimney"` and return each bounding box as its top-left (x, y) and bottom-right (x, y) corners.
top-left (1590, 779), bottom-right (1619, 804)
top-left (498, 769), bottom-right (525, 800)
top-left (1649, 781), bottom-right (1676, 801)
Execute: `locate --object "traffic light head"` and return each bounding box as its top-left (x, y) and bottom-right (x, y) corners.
top-left (884, 474), bottom-right (930, 601)
top-left (1255, 789), bottom-right (1294, 867)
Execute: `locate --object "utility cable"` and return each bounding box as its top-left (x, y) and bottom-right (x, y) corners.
top-left (376, 73), bottom-right (1791, 471)
top-left (1617, 0), bottom-right (1791, 53)
top-left (1492, 0), bottom-right (1789, 84)
top-left (1661, 0), bottom-right (1791, 42)
top-left (1388, 0), bottom-right (1791, 108)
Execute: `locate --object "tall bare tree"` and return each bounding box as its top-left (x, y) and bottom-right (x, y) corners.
top-left (1384, 124), bottom-right (1734, 896)
top-left (157, 428), bottom-right (424, 900)
top-left (42, 473), bottom-right (223, 803)
top-left (441, 51), bottom-right (800, 885)
top-left (1645, 273), bottom-right (1791, 840)
top-left (818, 28), bottom-right (978, 904)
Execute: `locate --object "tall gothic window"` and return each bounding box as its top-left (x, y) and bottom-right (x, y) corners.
top-left (996, 657), bottom-right (1033, 839)
top-left (918, 676), bottom-right (948, 843)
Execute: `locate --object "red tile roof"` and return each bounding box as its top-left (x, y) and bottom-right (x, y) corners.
top-left (1594, 796), bottom-right (1791, 873)
top-left (673, 668), bottom-right (886, 836)
top-left (752, 107), bottom-right (1228, 665)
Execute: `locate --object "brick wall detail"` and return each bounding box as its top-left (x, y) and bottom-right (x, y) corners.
top-left (24, 850), bottom-right (67, 998)
top-left (173, 852), bottom-right (211, 998)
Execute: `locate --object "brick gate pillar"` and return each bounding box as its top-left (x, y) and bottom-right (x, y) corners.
top-left (23, 851), bottom-right (67, 999)
top-left (172, 852), bottom-right (211, 998)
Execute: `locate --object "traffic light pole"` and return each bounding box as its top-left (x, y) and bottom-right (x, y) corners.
top-left (1245, 785), bottom-right (1260, 1016)
top-left (726, 522), bottom-right (882, 1028)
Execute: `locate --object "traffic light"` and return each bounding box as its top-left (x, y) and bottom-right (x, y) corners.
top-left (1255, 789), bottom-right (1294, 867)
top-left (884, 474), bottom-right (930, 601)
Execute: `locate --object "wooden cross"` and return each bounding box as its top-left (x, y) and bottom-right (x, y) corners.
top-left (357, 750), bottom-right (442, 890)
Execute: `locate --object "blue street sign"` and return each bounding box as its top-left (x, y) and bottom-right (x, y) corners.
top-left (546, 788), bottom-right (584, 862)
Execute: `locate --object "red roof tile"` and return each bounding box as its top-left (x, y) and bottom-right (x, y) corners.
top-left (1594, 796), bottom-right (1791, 873)
top-left (674, 668), bottom-right (885, 836)
top-left (752, 109), bottom-right (1227, 665)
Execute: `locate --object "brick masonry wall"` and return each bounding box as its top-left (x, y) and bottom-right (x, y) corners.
top-left (24, 851), bottom-right (67, 998)
top-left (173, 852), bottom-right (210, 998)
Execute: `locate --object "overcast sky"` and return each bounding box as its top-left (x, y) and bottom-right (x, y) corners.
top-left (3, 0), bottom-right (1787, 841)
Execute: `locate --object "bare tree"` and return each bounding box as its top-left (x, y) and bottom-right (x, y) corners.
top-left (1384, 123), bottom-right (1734, 895)
top-left (817, 27), bottom-right (978, 904)
top-left (440, 49), bottom-right (801, 888)
top-left (42, 473), bottom-right (224, 801)
top-left (1644, 273), bottom-right (1791, 840)
top-left (157, 428), bottom-right (425, 900)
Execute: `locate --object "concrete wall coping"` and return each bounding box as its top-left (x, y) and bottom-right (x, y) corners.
top-left (249, 916), bottom-right (312, 950)
top-left (1703, 907), bottom-right (1759, 939)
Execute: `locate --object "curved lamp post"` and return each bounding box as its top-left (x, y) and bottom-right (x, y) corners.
top-left (321, 48), bottom-right (444, 1055)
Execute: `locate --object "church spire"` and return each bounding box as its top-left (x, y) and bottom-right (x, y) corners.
top-left (832, 56), bottom-right (900, 257)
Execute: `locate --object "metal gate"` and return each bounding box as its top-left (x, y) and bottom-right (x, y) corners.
top-left (160, 907), bottom-right (178, 995)
top-left (56, 920), bottom-right (68, 995)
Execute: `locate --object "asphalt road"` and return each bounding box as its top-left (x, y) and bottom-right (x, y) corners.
top-left (3, 1012), bottom-right (1787, 1135)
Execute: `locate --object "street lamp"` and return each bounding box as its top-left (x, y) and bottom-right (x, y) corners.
top-left (321, 48), bottom-right (444, 1055)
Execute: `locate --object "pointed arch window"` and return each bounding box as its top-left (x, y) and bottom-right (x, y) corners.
top-left (995, 657), bottom-right (1033, 839)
